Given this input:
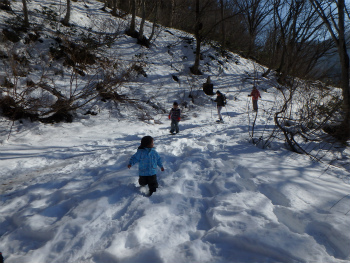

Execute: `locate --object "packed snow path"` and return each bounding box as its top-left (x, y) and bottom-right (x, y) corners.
top-left (1, 114), bottom-right (349, 263)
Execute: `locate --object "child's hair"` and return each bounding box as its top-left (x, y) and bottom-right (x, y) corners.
top-left (173, 101), bottom-right (178, 106)
top-left (140, 136), bottom-right (153, 148)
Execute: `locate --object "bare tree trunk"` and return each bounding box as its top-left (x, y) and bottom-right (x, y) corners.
top-left (310, 0), bottom-right (350, 140)
top-left (101, 0), bottom-right (107, 11)
top-left (62, 0), bottom-right (71, 26)
top-left (129, 0), bottom-right (136, 34)
top-left (191, 0), bottom-right (202, 75)
top-left (111, 0), bottom-right (117, 16)
top-left (138, 0), bottom-right (145, 39)
top-left (220, 0), bottom-right (226, 49)
top-left (149, 0), bottom-right (159, 42)
top-left (22, 0), bottom-right (29, 28)
top-left (337, 0), bottom-right (350, 139)
top-left (170, 0), bottom-right (175, 27)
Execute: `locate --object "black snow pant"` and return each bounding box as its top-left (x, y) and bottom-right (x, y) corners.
top-left (252, 99), bottom-right (258, 111)
top-left (139, 175), bottom-right (158, 193)
top-left (170, 120), bottom-right (179, 133)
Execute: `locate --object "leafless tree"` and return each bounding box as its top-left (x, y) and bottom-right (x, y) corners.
top-left (128, 0), bottom-right (137, 36)
top-left (261, 0), bottom-right (331, 84)
top-left (309, 0), bottom-right (350, 141)
top-left (149, 0), bottom-right (159, 42)
top-left (220, 0), bottom-right (226, 49)
top-left (234, 0), bottom-right (272, 57)
top-left (169, 0), bottom-right (176, 27)
top-left (138, 0), bottom-right (146, 41)
top-left (22, 0), bottom-right (29, 28)
top-left (111, 0), bottom-right (117, 16)
top-left (191, 0), bottom-right (202, 74)
top-left (61, 0), bottom-right (71, 26)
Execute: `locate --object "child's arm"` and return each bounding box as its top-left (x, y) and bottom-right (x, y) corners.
top-left (168, 109), bottom-right (173, 119)
top-left (128, 151), bottom-right (141, 168)
top-left (156, 152), bottom-right (164, 171)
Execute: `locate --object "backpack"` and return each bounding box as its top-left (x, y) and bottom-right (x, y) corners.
top-left (222, 94), bottom-right (227, 105)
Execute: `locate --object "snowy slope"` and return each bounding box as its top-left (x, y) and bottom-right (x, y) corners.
top-left (0, 1), bottom-right (350, 263)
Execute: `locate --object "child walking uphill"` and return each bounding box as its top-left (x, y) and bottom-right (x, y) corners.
top-left (213, 90), bottom-right (226, 122)
top-left (128, 136), bottom-right (164, 196)
top-left (168, 101), bottom-right (181, 134)
top-left (248, 86), bottom-right (261, 112)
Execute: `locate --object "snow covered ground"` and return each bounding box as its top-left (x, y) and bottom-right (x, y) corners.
top-left (1, 1), bottom-right (350, 263)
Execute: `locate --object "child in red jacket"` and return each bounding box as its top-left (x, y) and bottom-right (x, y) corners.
top-left (248, 86), bottom-right (261, 112)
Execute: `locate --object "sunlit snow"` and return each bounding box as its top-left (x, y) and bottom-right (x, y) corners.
top-left (0, 1), bottom-right (349, 263)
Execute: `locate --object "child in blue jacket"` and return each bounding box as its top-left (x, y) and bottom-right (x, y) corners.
top-left (128, 136), bottom-right (164, 196)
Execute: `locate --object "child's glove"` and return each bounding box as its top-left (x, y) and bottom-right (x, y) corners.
top-left (177, 117), bottom-right (181, 121)
top-left (248, 94), bottom-right (251, 97)
top-left (168, 115), bottom-right (171, 119)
